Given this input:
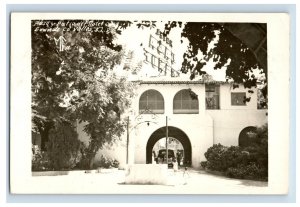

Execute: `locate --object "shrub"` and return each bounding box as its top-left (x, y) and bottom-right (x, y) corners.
top-left (200, 161), bottom-right (207, 169)
top-left (74, 145), bottom-right (91, 170)
top-left (226, 163), bottom-right (268, 181)
top-left (202, 124), bottom-right (268, 181)
top-left (45, 122), bottom-right (84, 170)
top-left (243, 124), bottom-right (268, 169)
top-left (32, 145), bottom-right (51, 171)
top-left (204, 144), bottom-right (249, 172)
top-left (222, 146), bottom-right (250, 168)
top-left (204, 144), bottom-right (228, 171)
top-left (94, 155), bottom-right (120, 169)
top-left (112, 159), bottom-right (120, 168)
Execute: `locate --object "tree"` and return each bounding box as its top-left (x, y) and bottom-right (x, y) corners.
top-left (46, 122), bottom-right (84, 170)
top-left (163, 21), bottom-right (267, 107)
top-left (163, 22), bottom-right (266, 84)
top-left (73, 71), bottom-right (135, 168)
top-left (32, 20), bottom-right (136, 166)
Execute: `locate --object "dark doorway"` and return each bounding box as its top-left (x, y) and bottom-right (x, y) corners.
top-left (146, 126), bottom-right (192, 166)
top-left (239, 126), bottom-right (257, 147)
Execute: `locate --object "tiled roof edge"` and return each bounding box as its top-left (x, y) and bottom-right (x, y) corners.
top-left (131, 80), bottom-right (229, 84)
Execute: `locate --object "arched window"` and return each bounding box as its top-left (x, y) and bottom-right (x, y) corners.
top-left (239, 126), bottom-right (257, 147)
top-left (139, 90), bottom-right (164, 114)
top-left (173, 89), bottom-right (199, 114)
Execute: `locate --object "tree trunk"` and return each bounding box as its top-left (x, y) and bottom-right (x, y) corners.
top-left (39, 123), bottom-right (52, 151)
top-left (85, 142), bottom-right (98, 169)
top-left (89, 156), bottom-right (95, 169)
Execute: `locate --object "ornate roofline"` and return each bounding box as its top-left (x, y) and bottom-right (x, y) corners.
top-left (132, 80), bottom-right (229, 85)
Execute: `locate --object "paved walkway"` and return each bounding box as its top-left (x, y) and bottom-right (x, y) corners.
top-left (30, 168), bottom-right (268, 194)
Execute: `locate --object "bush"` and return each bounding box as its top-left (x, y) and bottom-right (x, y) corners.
top-left (32, 145), bottom-right (51, 171)
top-left (226, 163), bottom-right (268, 181)
top-left (200, 161), bottom-right (207, 169)
top-left (74, 145), bottom-right (91, 170)
top-left (222, 146), bottom-right (250, 168)
top-left (203, 144), bottom-right (249, 172)
top-left (94, 155), bottom-right (120, 169)
top-left (203, 144), bottom-right (227, 171)
top-left (202, 124), bottom-right (268, 181)
top-left (45, 122), bottom-right (84, 170)
top-left (112, 159), bottom-right (120, 168)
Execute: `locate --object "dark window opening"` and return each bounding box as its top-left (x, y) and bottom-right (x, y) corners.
top-left (139, 90), bottom-right (164, 114)
top-left (173, 89), bottom-right (199, 114)
top-left (231, 92), bottom-right (246, 106)
top-left (205, 84), bottom-right (220, 109)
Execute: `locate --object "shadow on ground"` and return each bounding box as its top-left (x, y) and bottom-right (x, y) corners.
top-left (194, 169), bottom-right (268, 187)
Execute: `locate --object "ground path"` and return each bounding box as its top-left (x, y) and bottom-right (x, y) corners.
top-left (30, 167), bottom-right (268, 194)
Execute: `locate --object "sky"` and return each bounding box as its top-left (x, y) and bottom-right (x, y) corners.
top-left (113, 21), bottom-right (188, 79)
top-left (115, 21), bottom-right (187, 69)
top-left (114, 21), bottom-right (229, 81)
top-left (113, 21), bottom-right (265, 83)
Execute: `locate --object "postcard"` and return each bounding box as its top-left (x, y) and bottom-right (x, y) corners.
top-left (10, 12), bottom-right (289, 194)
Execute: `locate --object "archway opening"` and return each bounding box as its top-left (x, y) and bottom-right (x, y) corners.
top-left (152, 137), bottom-right (184, 165)
top-left (239, 126), bottom-right (257, 147)
top-left (146, 126), bottom-right (192, 166)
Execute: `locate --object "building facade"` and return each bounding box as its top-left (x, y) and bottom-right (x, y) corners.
top-left (129, 80), bottom-right (266, 167)
top-left (75, 79), bottom-right (267, 169)
top-left (76, 28), bottom-right (268, 169)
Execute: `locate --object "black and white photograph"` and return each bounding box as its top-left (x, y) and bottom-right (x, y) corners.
top-left (10, 13), bottom-right (290, 194)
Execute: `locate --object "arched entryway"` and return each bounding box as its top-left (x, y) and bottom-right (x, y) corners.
top-left (146, 126), bottom-right (192, 166)
top-left (239, 126), bottom-right (257, 147)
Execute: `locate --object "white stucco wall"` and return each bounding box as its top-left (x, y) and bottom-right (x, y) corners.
top-left (76, 121), bottom-right (90, 146)
top-left (131, 113), bottom-right (213, 168)
top-left (207, 110), bottom-right (267, 146)
top-left (206, 84), bottom-right (267, 146)
top-left (132, 83), bottom-right (212, 168)
top-left (219, 84), bottom-right (258, 110)
top-left (76, 121), bottom-right (128, 168)
top-left (76, 82), bottom-right (267, 169)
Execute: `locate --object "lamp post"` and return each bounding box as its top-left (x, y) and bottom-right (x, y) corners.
top-left (126, 116), bottom-right (129, 164)
top-left (126, 109), bottom-right (158, 165)
top-left (165, 116), bottom-right (168, 166)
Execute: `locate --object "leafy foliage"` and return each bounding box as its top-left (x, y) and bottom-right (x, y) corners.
top-left (201, 124), bottom-right (268, 181)
top-left (202, 144), bottom-right (249, 172)
top-left (46, 122), bottom-right (84, 170)
top-left (32, 123), bottom-right (86, 171)
top-left (226, 163), bottom-right (267, 181)
top-left (162, 22), bottom-right (266, 90)
top-left (243, 124), bottom-right (268, 168)
top-left (32, 20), bottom-right (136, 168)
top-left (32, 145), bottom-right (51, 171)
top-left (94, 155), bottom-right (120, 169)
